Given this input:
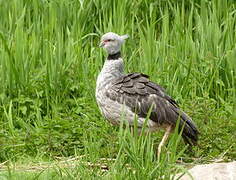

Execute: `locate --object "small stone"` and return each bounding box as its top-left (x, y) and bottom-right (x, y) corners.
top-left (175, 161), bottom-right (236, 180)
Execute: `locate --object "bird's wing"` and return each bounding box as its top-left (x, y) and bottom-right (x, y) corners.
top-left (106, 72), bottom-right (199, 145)
top-left (106, 72), bottom-right (178, 124)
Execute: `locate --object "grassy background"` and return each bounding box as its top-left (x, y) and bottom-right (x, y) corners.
top-left (0, 0), bottom-right (235, 179)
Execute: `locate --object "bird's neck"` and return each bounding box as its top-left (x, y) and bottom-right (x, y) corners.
top-left (96, 53), bottom-right (124, 90)
top-left (101, 57), bottom-right (124, 78)
top-left (101, 52), bottom-right (124, 75)
top-left (107, 51), bottom-right (121, 60)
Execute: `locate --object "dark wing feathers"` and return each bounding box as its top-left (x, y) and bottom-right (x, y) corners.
top-left (127, 72), bottom-right (149, 79)
top-left (122, 80), bottom-right (134, 87)
top-left (107, 72), bottom-right (199, 145)
top-left (135, 82), bottom-right (145, 89)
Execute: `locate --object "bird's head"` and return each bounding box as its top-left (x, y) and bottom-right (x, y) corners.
top-left (100, 32), bottom-right (129, 55)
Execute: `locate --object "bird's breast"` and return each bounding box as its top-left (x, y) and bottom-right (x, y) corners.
top-left (96, 87), bottom-right (160, 131)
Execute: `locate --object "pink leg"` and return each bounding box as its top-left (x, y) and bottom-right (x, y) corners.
top-left (158, 125), bottom-right (172, 159)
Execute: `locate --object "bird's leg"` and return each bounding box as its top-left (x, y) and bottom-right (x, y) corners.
top-left (157, 125), bottom-right (172, 160)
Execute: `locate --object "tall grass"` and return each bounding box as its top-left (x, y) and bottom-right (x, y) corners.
top-left (0, 0), bottom-right (236, 178)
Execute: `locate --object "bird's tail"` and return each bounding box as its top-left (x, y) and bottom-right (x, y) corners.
top-left (177, 110), bottom-right (199, 146)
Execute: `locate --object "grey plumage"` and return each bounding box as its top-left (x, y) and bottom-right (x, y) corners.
top-left (96, 32), bottom-right (199, 149)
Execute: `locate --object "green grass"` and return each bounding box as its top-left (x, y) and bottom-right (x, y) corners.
top-left (0, 0), bottom-right (236, 179)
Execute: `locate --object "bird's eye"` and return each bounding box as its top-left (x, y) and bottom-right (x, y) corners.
top-left (104, 39), bottom-right (112, 42)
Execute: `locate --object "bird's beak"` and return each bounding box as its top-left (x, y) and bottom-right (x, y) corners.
top-left (99, 41), bottom-right (105, 48)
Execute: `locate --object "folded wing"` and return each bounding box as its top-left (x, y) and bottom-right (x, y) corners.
top-left (105, 72), bottom-right (199, 145)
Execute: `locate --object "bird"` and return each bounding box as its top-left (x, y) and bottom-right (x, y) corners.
top-left (96, 32), bottom-right (199, 157)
